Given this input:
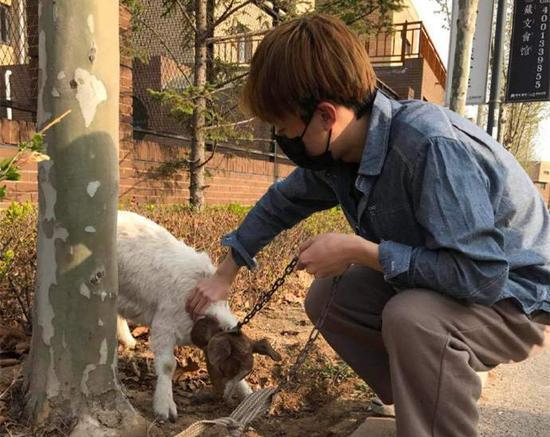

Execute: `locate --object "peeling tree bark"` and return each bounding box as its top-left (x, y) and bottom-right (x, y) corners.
top-left (24, 2), bottom-right (146, 435)
top-left (449, 0), bottom-right (480, 116)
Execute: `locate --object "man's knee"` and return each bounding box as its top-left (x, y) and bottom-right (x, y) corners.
top-left (304, 277), bottom-right (333, 324)
top-left (381, 289), bottom-right (442, 342)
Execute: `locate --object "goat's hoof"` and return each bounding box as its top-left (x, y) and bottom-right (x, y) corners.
top-left (224, 381), bottom-right (253, 404)
top-left (123, 338), bottom-right (138, 350)
top-left (154, 398), bottom-right (178, 422)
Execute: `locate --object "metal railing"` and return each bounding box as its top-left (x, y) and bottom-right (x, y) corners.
top-left (366, 21), bottom-right (447, 88)
top-left (209, 30), bottom-right (268, 67)
top-left (0, 0), bottom-right (35, 120)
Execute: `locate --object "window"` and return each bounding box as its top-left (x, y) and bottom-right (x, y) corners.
top-left (0, 4), bottom-right (10, 45)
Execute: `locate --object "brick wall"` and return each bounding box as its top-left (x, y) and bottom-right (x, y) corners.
top-left (527, 161), bottom-right (550, 208)
top-left (419, 58), bottom-right (445, 103)
top-left (375, 58), bottom-right (423, 101)
top-left (119, 133), bottom-right (294, 206)
top-left (0, 119), bottom-right (38, 207)
top-left (374, 57), bottom-right (445, 104)
top-left (534, 183), bottom-right (550, 208)
top-left (0, 5), bottom-right (292, 209)
top-left (118, 5), bottom-right (293, 207)
top-left (0, 5), bottom-right (545, 211)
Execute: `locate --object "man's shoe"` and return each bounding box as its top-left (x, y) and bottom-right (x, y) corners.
top-left (367, 396), bottom-right (395, 417)
top-left (348, 417), bottom-right (397, 437)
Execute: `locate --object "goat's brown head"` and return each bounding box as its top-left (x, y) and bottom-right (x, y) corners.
top-left (191, 316), bottom-right (281, 393)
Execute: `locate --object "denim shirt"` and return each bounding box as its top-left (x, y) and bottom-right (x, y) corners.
top-left (222, 91), bottom-right (550, 315)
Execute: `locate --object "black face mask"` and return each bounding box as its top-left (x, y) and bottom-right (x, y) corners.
top-left (274, 117), bottom-right (336, 171)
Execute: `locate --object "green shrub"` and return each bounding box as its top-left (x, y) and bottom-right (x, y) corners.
top-left (0, 202), bottom-right (37, 331)
top-left (0, 202), bottom-right (350, 328)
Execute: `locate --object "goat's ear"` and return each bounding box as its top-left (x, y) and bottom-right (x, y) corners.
top-left (191, 316), bottom-right (221, 349)
top-left (252, 338), bottom-right (282, 362)
top-left (207, 335), bottom-right (232, 367)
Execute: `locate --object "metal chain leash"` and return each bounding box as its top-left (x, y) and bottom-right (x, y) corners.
top-left (176, 262), bottom-right (345, 437)
top-left (234, 256), bottom-right (299, 330)
top-left (233, 254), bottom-right (343, 387)
top-left (281, 274), bottom-right (343, 390)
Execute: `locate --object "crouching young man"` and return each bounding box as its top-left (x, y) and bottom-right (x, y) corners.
top-left (186, 14), bottom-right (550, 437)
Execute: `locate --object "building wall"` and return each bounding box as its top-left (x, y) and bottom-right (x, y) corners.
top-left (528, 161), bottom-right (550, 183)
top-left (0, 119), bottom-right (38, 207)
top-left (0, 5), bottom-right (294, 208)
top-left (363, 0), bottom-right (445, 104)
top-left (392, 0), bottom-right (420, 23)
top-left (0, 2), bottom-right (451, 210)
top-left (535, 182), bottom-right (550, 207)
top-left (526, 161), bottom-right (550, 207)
top-left (119, 132), bottom-right (293, 206)
top-left (419, 57), bottom-right (445, 102)
top-left (1, 0), bottom-right (21, 66)
top-left (215, 3), bottom-right (272, 36)
top-left (121, 5), bottom-right (295, 207)
top-left (374, 56), bottom-right (448, 103)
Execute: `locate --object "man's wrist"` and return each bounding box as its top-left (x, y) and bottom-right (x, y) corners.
top-left (216, 252), bottom-right (240, 282)
top-left (349, 235), bottom-right (381, 271)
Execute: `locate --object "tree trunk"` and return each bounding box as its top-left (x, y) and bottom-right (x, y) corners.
top-left (24, 1), bottom-right (146, 435)
top-left (497, 104), bottom-right (506, 144)
top-left (206, 0), bottom-right (215, 84)
top-left (190, 0), bottom-right (208, 210)
top-left (449, 0), bottom-right (480, 115)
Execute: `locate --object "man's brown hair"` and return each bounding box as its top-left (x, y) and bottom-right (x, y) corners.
top-left (240, 14), bottom-right (377, 123)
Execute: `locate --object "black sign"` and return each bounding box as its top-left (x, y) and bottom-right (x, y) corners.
top-left (506, 0), bottom-right (550, 103)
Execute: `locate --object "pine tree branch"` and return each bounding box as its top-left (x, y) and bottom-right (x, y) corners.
top-left (202, 118), bottom-right (255, 130)
top-left (213, 0), bottom-right (254, 29)
top-left (209, 72), bottom-right (249, 95)
top-left (173, 0), bottom-right (199, 34)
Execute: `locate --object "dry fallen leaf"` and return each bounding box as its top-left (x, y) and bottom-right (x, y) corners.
top-left (281, 330), bottom-right (299, 336)
top-left (131, 326), bottom-right (149, 338)
top-left (178, 357), bottom-right (200, 373)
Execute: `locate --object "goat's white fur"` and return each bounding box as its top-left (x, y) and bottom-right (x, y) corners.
top-left (116, 211), bottom-right (251, 420)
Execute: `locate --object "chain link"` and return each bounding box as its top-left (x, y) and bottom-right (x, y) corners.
top-left (235, 256), bottom-right (299, 330)
top-left (231, 254), bottom-right (343, 394)
top-left (281, 274), bottom-right (342, 390)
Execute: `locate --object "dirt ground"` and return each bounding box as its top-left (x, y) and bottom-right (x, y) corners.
top-left (0, 300), bottom-right (374, 436)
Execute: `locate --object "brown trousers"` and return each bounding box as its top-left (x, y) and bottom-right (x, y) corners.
top-left (304, 266), bottom-right (547, 437)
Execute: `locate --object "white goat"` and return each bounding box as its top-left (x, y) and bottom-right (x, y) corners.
top-left (116, 211), bottom-right (280, 421)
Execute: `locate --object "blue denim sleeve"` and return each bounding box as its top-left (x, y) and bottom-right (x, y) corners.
top-left (222, 168), bottom-right (338, 269)
top-left (379, 137), bottom-right (509, 306)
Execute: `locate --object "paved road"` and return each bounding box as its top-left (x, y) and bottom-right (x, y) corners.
top-left (479, 330), bottom-right (550, 437)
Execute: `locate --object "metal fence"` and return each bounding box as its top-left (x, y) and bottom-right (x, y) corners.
top-left (129, 0), bottom-right (274, 154)
top-left (130, 0), bottom-right (194, 135)
top-left (0, 0), bottom-right (35, 121)
top-left (366, 21), bottom-right (447, 89)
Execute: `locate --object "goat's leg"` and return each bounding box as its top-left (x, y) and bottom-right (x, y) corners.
top-left (150, 322), bottom-right (178, 421)
top-left (231, 379), bottom-right (253, 399)
top-left (223, 376), bottom-right (253, 402)
top-left (117, 315), bottom-right (137, 350)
